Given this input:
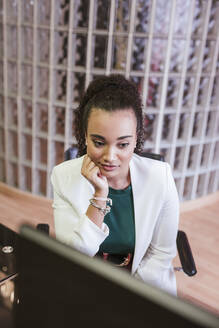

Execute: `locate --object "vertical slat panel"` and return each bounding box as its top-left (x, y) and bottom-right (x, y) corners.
top-left (17, 1), bottom-right (23, 189)
top-left (204, 108), bottom-right (219, 194)
top-left (179, 0), bottom-right (212, 199)
top-left (169, 0), bottom-right (196, 171)
top-left (65, 0), bottom-right (75, 151)
top-left (31, 1), bottom-right (38, 194)
top-left (191, 33), bottom-right (219, 198)
top-left (213, 170), bottom-right (219, 193)
top-left (125, 0), bottom-right (136, 79)
top-left (142, 0), bottom-right (156, 112)
top-left (85, 0), bottom-right (95, 88)
top-left (106, 0), bottom-right (116, 75)
top-left (2, 0), bottom-right (9, 183)
top-left (154, 0), bottom-right (177, 153)
top-left (46, 0), bottom-right (56, 198)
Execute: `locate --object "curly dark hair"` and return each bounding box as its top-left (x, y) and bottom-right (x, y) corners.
top-left (74, 74), bottom-right (144, 157)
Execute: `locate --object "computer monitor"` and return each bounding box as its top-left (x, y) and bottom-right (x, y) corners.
top-left (14, 224), bottom-right (219, 328)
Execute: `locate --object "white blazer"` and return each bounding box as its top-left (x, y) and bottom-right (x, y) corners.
top-left (51, 153), bottom-right (179, 295)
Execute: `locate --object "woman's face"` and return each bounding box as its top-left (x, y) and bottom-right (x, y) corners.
top-left (85, 108), bottom-right (137, 186)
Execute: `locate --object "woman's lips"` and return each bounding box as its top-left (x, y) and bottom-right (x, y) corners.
top-left (100, 164), bottom-right (118, 172)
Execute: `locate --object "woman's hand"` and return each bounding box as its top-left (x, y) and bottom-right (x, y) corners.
top-left (81, 155), bottom-right (109, 197)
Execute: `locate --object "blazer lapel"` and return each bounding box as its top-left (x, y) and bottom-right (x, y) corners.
top-left (129, 155), bottom-right (161, 274)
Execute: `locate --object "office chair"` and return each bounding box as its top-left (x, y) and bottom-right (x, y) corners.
top-left (49, 146), bottom-right (197, 277)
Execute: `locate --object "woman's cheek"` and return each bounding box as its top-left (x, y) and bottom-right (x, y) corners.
top-left (88, 149), bottom-right (100, 163)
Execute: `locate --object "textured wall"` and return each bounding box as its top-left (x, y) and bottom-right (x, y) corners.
top-left (0, 0), bottom-right (218, 200)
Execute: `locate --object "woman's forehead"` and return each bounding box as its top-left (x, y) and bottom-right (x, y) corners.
top-left (88, 107), bottom-right (136, 120)
top-left (87, 109), bottom-right (137, 137)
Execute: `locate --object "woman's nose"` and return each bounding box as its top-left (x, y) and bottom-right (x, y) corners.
top-left (103, 147), bottom-right (116, 162)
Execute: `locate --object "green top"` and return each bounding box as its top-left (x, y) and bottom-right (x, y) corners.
top-left (99, 185), bottom-right (135, 254)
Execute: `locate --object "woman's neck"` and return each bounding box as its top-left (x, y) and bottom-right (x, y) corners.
top-left (108, 171), bottom-right (131, 190)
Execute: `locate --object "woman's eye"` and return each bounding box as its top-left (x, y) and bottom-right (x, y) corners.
top-left (93, 140), bottom-right (104, 147)
top-left (118, 143), bottom-right (129, 149)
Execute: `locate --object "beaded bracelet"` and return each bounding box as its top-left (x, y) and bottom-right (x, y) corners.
top-left (92, 196), bottom-right (112, 206)
top-left (89, 199), bottom-right (111, 216)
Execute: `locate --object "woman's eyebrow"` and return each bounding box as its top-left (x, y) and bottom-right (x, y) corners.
top-left (90, 134), bottom-right (105, 140)
top-left (117, 135), bottom-right (133, 140)
top-left (90, 134), bottom-right (133, 140)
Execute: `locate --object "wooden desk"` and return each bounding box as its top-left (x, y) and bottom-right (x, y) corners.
top-left (0, 182), bottom-right (54, 236)
top-left (0, 182), bottom-right (219, 315)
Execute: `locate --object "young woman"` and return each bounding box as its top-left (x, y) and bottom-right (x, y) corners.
top-left (51, 74), bottom-right (179, 295)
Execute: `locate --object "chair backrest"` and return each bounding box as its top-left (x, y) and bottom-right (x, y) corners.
top-left (140, 152), bottom-right (165, 162)
top-left (176, 231), bottom-right (197, 276)
top-left (64, 145), bottom-right (78, 161)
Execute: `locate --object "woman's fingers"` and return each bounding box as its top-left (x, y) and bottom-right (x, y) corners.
top-left (81, 155), bottom-right (108, 195)
top-left (87, 160), bottom-right (98, 172)
top-left (82, 155), bottom-right (97, 176)
top-left (82, 154), bottom-right (92, 169)
top-left (82, 155), bottom-right (98, 180)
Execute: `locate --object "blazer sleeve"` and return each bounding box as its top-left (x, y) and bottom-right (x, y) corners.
top-left (134, 163), bottom-right (179, 296)
top-left (51, 167), bottom-right (109, 257)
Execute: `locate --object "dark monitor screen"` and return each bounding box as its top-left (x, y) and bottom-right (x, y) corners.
top-left (14, 225), bottom-right (219, 328)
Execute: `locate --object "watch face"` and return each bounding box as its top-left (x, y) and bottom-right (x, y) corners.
top-left (0, 271), bottom-right (17, 310)
top-left (0, 272), bottom-right (17, 328)
top-left (0, 224), bottom-right (19, 313)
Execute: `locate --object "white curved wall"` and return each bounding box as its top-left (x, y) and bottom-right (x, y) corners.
top-left (0, 0), bottom-right (218, 201)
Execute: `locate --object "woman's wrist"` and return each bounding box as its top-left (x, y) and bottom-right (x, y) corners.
top-left (93, 193), bottom-right (108, 207)
top-left (89, 199), bottom-right (111, 216)
top-left (94, 190), bottom-right (108, 199)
